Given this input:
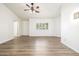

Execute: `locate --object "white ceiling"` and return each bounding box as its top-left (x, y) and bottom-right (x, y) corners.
top-left (4, 3), bottom-right (61, 20)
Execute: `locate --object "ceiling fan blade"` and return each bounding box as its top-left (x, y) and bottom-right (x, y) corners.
top-left (24, 9), bottom-right (30, 11)
top-left (35, 10), bottom-right (40, 13)
top-left (26, 4), bottom-right (30, 8)
top-left (36, 6), bottom-right (39, 9)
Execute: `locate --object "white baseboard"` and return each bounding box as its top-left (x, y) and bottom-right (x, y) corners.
top-left (0, 35), bottom-right (21, 44)
top-left (61, 40), bottom-right (79, 53)
top-left (0, 36), bottom-right (14, 44)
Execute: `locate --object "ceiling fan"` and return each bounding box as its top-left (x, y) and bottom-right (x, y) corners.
top-left (24, 3), bottom-right (40, 13)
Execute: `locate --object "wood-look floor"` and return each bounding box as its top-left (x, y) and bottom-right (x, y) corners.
top-left (0, 36), bottom-right (79, 56)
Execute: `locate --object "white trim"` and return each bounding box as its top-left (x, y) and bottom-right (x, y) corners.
top-left (61, 40), bottom-right (79, 53)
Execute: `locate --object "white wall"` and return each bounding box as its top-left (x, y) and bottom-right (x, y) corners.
top-left (29, 18), bottom-right (61, 36)
top-left (0, 4), bottom-right (21, 44)
top-left (22, 21), bottom-right (29, 35)
top-left (54, 17), bottom-right (61, 37)
top-left (61, 4), bottom-right (79, 53)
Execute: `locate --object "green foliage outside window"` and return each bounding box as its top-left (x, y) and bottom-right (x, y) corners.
top-left (36, 23), bottom-right (48, 30)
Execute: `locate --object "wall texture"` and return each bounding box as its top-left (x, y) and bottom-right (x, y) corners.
top-left (0, 4), bottom-right (21, 44)
top-left (61, 4), bottom-right (79, 53)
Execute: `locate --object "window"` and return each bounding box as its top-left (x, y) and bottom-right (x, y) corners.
top-left (36, 23), bottom-right (48, 30)
top-left (74, 12), bottom-right (79, 19)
